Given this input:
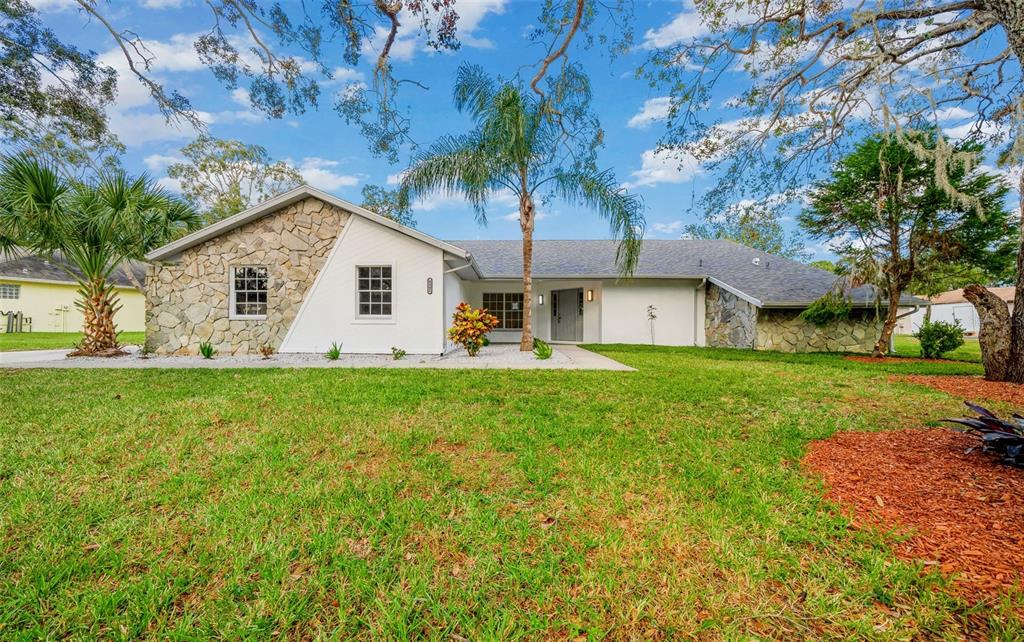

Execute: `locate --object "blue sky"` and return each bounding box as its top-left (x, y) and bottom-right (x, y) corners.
top-left (26, 1), bottom-right (1015, 259)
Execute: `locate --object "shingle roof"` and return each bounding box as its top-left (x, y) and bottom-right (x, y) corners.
top-left (0, 253), bottom-right (145, 288)
top-left (448, 239), bottom-right (925, 308)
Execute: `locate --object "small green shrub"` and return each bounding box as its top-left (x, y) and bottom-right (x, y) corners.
top-left (800, 291), bottom-right (852, 326)
top-left (481, 336), bottom-right (490, 347)
top-left (391, 346), bottom-right (407, 360)
top-left (448, 302), bottom-right (499, 356)
top-left (198, 342), bottom-right (216, 359)
top-left (325, 342), bottom-right (342, 360)
top-left (915, 319), bottom-right (964, 359)
top-left (533, 337), bottom-right (553, 360)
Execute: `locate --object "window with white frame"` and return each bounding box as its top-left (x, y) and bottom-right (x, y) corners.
top-left (483, 292), bottom-right (523, 329)
top-left (231, 266), bottom-right (268, 318)
top-left (357, 266), bottom-right (392, 317)
top-left (0, 283), bottom-right (19, 299)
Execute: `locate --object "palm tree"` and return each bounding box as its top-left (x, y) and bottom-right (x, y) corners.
top-left (0, 155), bottom-right (199, 354)
top-left (401, 64), bottom-right (644, 350)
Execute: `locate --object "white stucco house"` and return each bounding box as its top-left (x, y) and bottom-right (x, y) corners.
top-left (896, 287), bottom-right (1015, 335)
top-left (144, 185), bottom-right (917, 356)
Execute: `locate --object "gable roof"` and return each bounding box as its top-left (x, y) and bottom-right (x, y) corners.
top-left (0, 252), bottom-right (144, 288)
top-left (145, 185), bottom-right (470, 262)
top-left (930, 287), bottom-right (1015, 305)
top-left (450, 239), bottom-right (925, 308)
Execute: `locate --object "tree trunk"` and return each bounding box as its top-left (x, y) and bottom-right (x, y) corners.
top-left (75, 278), bottom-right (122, 354)
top-left (519, 194), bottom-right (535, 351)
top-left (963, 284), bottom-right (1012, 381)
top-left (872, 285), bottom-right (902, 356)
top-left (1004, 171), bottom-right (1024, 383)
top-left (986, 0), bottom-right (1024, 382)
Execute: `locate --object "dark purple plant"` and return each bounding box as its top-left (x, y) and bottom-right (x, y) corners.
top-left (942, 402), bottom-right (1024, 468)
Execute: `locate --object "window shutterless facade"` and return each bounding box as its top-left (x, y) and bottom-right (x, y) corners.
top-left (0, 283), bottom-right (19, 299)
top-left (357, 266), bottom-right (393, 317)
top-left (231, 266), bottom-right (268, 319)
top-left (482, 292), bottom-right (524, 330)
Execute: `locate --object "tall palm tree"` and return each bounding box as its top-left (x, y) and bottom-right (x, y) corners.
top-left (0, 155), bottom-right (199, 354)
top-left (402, 64), bottom-right (644, 350)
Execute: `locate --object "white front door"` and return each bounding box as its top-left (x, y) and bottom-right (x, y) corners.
top-left (551, 288), bottom-right (583, 342)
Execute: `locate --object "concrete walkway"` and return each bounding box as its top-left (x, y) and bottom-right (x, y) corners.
top-left (0, 343), bottom-right (634, 371)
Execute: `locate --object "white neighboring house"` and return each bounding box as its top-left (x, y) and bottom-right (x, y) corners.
top-left (897, 287), bottom-right (1016, 335)
top-left (143, 185), bottom-right (920, 356)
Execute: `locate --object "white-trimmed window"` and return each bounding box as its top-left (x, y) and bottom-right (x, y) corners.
top-left (483, 292), bottom-right (523, 329)
top-left (0, 283), bottom-right (19, 299)
top-left (357, 266), bottom-right (393, 317)
top-left (231, 266), bottom-right (268, 319)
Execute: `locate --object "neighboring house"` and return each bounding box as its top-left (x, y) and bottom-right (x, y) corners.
top-left (144, 185), bottom-right (921, 356)
top-left (0, 253), bottom-right (147, 333)
top-left (897, 287), bottom-right (1015, 335)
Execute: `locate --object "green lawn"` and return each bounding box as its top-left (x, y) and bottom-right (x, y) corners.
top-left (0, 331), bottom-right (146, 352)
top-left (893, 334), bottom-right (982, 362)
top-left (1, 347), bottom-right (1018, 639)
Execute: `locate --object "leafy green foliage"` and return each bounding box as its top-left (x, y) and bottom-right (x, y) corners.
top-left (447, 302), bottom-right (499, 357)
top-left (532, 337), bottom-right (553, 360)
top-left (198, 342), bottom-right (216, 359)
top-left (914, 320), bottom-right (965, 359)
top-left (258, 344), bottom-right (275, 359)
top-left (943, 402), bottom-right (1024, 468)
top-left (799, 291), bottom-right (853, 327)
top-left (359, 184), bottom-right (415, 227)
top-left (167, 136), bottom-right (302, 224)
top-left (808, 260), bottom-right (839, 274)
top-left (685, 201), bottom-right (809, 260)
top-left (391, 347), bottom-right (406, 360)
top-left (325, 342), bottom-right (342, 361)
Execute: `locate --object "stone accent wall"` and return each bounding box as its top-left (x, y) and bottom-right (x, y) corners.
top-left (146, 197), bottom-right (350, 355)
top-left (755, 308), bottom-right (882, 353)
top-left (704, 284), bottom-right (757, 348)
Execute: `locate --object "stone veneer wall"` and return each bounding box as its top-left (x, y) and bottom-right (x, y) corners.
top-left (145, 197), bottom-right (350, 355)
top-left (704, 284), bottom-right (757, 348)
top-left (755, 308), bottom-right (882, 353)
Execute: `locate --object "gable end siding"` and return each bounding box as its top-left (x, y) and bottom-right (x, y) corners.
top-left (145, 197), bottom-right (350, 355)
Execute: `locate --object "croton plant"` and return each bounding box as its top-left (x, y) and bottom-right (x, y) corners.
top-left (448, 302), bottom-right (500, 356)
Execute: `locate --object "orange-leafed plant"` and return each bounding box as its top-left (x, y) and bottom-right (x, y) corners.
top-left (448, 302), bottom-right (499, 356)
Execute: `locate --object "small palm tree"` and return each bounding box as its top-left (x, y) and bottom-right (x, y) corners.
top-left (0, 155), bottom-right (199, 354)
top-left (402, 64), bottom-right (644, 350)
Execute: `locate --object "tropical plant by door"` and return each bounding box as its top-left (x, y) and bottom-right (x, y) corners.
top-left (401, 64), bottom-right (644, 350)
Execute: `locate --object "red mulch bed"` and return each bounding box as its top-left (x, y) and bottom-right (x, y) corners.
top-left (898, 375), bottom-right (1024, 406)
top-left (804, 429), bottom-right (1024, 599)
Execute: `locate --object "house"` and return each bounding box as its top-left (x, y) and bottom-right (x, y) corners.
top-left (0, 253), bottom-right (146, 333)
top-left (896, 287), bottom-right (1015, 335)
top-left (144, 185), bottom-right (918, 355)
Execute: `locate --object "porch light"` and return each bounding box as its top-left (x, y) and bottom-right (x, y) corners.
top-left (586, 289), bottom-right (594, 302)
top-left (538, 293), bottom-right (545, 306)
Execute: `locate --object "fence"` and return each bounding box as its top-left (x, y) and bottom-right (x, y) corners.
top-left (0, 311), bottom-right (32, 333)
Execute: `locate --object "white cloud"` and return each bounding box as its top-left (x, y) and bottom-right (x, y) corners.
top-left (499, 209), bottom-right (547, 222)
top-left (156, 176), bottom-right (183, 193)
top-left (651, 220), bottom-right (684, 235)
top-left (625, 148), bottom-right (703, 188)
top-left (627, 97), bottom-right (672, 129)
top-left (106, 111), bottom-right (202, 145)
top-left (413, 188), bottom-right (517, 213)
top-left (642, 6), bottom-right (709, 48)
top-left (141, 0), bottom-right (189, 8)
top-left (386, 172), bottom-right (405, 186)
top-left (361, 0), bottom-right (507, 60)
top-left (143, 153), bottom-right (183, 172)
top-left (26, 0), bottom-right (76, 11)
top-left (295, 157), bottom-right (360, 191)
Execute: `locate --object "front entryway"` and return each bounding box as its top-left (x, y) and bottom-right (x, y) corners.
top-left (551, 288), bottom-right (583, 342)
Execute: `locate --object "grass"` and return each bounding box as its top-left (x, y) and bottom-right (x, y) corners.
top-left (0, 331), bottom-right (146, 352)
top-left (1, 346), bottom-right (1018, 639)
top-left (892, 334), bottom-right (982, 362)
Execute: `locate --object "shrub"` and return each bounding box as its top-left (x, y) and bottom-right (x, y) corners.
top-left (943, 402), bottom-right (1024, 468)
top-left (258, 343), bottom-right (275, 359)
top-left (914, 319), bottom-right (964, 359)
top-left (325, 342), bottom-right (342, 360)
top-left (199, 342), bottom-right (216, 359)
top-left (391, 346), bottom-right (406, 360)
top-left (533, 337), bottom-right (553, 360)
top-left (448, 302), bottom-right (499, 356)
top-left (800, 291), bottom-right (852, 326)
